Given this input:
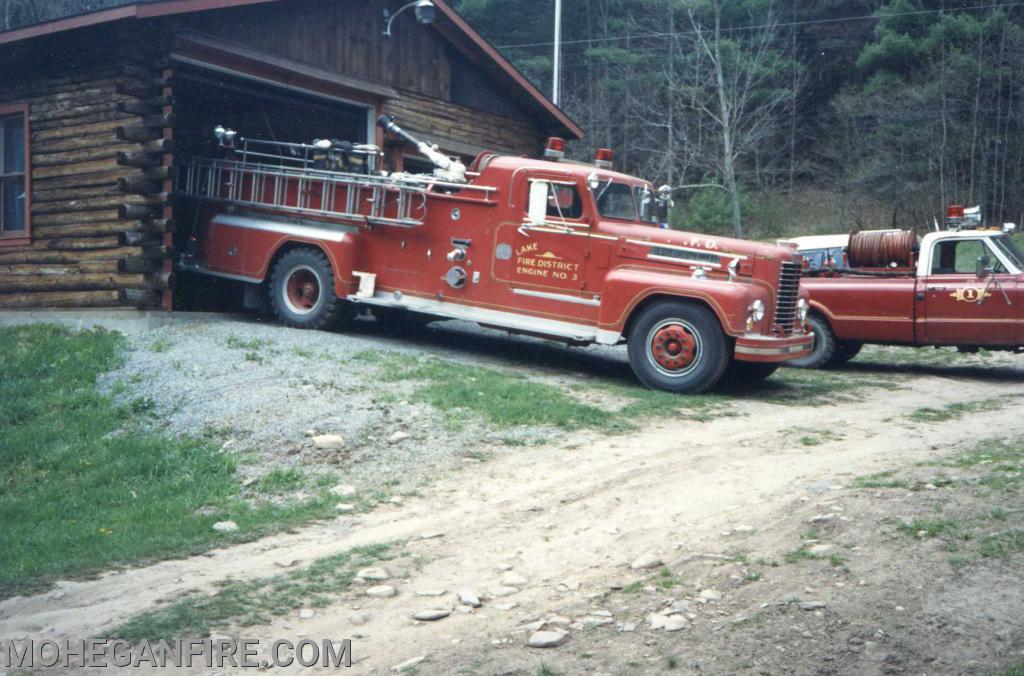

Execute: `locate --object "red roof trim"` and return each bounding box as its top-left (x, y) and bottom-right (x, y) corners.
top-left (432, 0), bottom-right (582, 140)
top-left (0, 0), bottom-right (582, 139)
top-left (137, 0), bottom-right (279, 19)
top-left (0, 5), bottom-right (136, 45)
top-left (0, 0), bottom-right (281, 45)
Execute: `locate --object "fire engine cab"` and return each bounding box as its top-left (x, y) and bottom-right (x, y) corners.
top-left (176, 117), bottom-right (812, 393)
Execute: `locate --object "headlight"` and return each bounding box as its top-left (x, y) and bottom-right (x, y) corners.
top-left (748, 299), bottom-right (766, 323)
top-left (797, 298), bottom-right (809, 322)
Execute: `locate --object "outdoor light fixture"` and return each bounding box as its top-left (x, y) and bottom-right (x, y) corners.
top-left (383, 0), bottom-right (437, 37)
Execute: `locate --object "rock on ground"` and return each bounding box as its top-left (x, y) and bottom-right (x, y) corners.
top-left (356, 566), bottom-right (389, 581)
top-left (312, 434), bottom-right (344, 449)
top-left (458, 590), bottom-right (481, 608)
top-left (527, 629), bottom-right (569, 648)
top-left (630, 553), bottom-right (664, 570)
top-left (391, 655), bottom-right (426, 672)
top-left (365, 585), bottom-right (396, 598)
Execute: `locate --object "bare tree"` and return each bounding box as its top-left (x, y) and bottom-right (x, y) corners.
top-left (684, 0), bottom-right (797, 237)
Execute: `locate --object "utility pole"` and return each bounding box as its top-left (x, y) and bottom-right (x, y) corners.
top-left (552, 0), bottom-right (562, 106)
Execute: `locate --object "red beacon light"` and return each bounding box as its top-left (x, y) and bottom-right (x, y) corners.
top-left (595, 148), bottom-right (614, 169)
top-left (947, 204), bottom-right (965, 219)
top-left (544, 137), bottom-right (566, 160)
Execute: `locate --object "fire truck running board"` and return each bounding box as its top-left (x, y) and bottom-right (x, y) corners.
top-left (351, 291), bottom-right (621, 345)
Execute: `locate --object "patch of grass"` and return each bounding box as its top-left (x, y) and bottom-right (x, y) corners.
top-left (908, 397), bottom-right (1015, 423)
top-left (854, 470), bottom-right (910, 489)
top-left (112, 543), bottom-right (391, 642)
top-left (828, 554), bottom-right (849, 572)
top-left (381, 354), bottom-right (736, 432)
top-left (384, 357), bottom-right (621, 431)
top-left (896, 518), bottom-right (965, 540)
top-left (0, 325), bottom-right (339, 600)
top-left (621, 581), bottom-right (644, 593)
top-left (591, 381), bottom-right (733, 423)
top-left (782, 544), bottom-right (815, 561)
top-left (978, 530), bottom-right (1024, 559)
top-left (225, 334), bottom-right (272, 351)
top-left (257, 468), bottom-right (305, 494)
top-left (350, 349), bottom-right (384, 363)
top-left (656, 566), bottom-right (683, 589)
top-left (534, 665), bottom-right (558, 676)
top-left (944, 438), bottom-right (1024, 469)
top-left (1000, 660), bottom-right (1024, 676)
top-left (788, 427), bottom-right (841, 447)
top-left (149, 336), bottom-right (172, 353)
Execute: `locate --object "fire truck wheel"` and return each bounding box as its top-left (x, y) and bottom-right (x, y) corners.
top-left (269, 248), bottom-right (347, 330)
top-left (719, 361), bottom-right (780, 387)
top-left (833, 340), bottom-right (863, 365)
top-left (627, 300), bottom-right (730, 394)
top-left (787, 313), bottom-right (836, 369)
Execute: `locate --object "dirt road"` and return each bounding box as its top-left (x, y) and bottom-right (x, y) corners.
top-left (3, 336), bottom-right (1023, 673)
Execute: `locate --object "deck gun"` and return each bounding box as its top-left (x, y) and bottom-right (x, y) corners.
top-left (378, 114), bottom-right (466, 183)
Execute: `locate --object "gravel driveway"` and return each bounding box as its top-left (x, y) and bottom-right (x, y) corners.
top-left (95, 314), bottom-right (629, 494)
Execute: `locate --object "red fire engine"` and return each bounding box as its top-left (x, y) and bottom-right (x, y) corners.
top-left (177, 116), bottom-right (812, 393)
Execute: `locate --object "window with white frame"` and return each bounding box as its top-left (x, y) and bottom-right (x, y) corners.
top-left (0, 108), bottom-right (28, 240)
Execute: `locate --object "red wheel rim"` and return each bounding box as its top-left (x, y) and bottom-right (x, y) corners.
top-left (284, 266), bottom-right (321, 314)
top-left (649, 323), bottom-right (698, 372)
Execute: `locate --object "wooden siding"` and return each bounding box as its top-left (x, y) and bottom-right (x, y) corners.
top-left (383, 92), bottom-right (544, 158)
top-left (178, 0), bottom-right (545, 135)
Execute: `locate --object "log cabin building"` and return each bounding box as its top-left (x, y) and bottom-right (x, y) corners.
top-left (0, 0), bottom-right (582, 310)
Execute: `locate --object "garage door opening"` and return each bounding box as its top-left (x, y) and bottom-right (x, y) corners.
top-left (171, 64), bottom-right (374, 311)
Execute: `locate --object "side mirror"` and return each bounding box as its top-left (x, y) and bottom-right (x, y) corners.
top-left (656, 185), bottom-right (673, 227)
top-left (976, 255), bottom-right (991, 278)
top-left (655, 198), bottom-right (670, 225)
top-left (527, 181), bottom-right (549, 225)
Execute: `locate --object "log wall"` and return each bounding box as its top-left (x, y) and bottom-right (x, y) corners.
top-left (0, 26), bottom-right (173, 310)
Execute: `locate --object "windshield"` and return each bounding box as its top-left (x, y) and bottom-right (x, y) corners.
top-left (595, 182), bottom-right (637, 220)
top-left (991, 236), bottom-right (1024, 271)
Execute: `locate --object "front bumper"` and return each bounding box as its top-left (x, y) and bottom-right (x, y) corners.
top-left (734, 332), bottom-right (814, 363)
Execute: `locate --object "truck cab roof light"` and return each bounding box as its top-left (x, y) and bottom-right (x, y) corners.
top-left (544, 137), bottom-right (566, 160)
top-left (595, 148), bottom-right (613, 169)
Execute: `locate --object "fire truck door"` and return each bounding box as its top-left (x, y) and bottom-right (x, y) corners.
top-left (495, 179), bottom-right (588, 293)
top-left (919, 238), bottom-right (1018, 345)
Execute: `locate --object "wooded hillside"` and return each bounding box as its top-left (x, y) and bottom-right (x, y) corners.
top-left (454, 0), bottom-right (1024, 238)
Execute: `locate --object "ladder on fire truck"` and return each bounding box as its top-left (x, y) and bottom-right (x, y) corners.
top-left (179, 133), bottom-right (491, 228)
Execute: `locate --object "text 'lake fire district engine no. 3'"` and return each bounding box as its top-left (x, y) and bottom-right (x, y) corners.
top-left (177, 116), bottom-right (813, 393)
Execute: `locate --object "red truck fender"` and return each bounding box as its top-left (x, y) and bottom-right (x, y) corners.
top-left (250, 230), bottom-right (360, 299)
top-left (270, 236), bottom-right (360, 299)
top-left (806, 299), bottom-right (835, 323)
top-left (598, 267), bottom-right (766, 337)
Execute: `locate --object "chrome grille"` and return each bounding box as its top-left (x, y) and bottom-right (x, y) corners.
top-left (773, 261), bottom-right (802, 333)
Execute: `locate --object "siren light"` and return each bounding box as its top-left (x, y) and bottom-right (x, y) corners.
top-left (595, 148), bottom-right (613, 169)
top-left (544, 137), bottom-right (566, 160)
